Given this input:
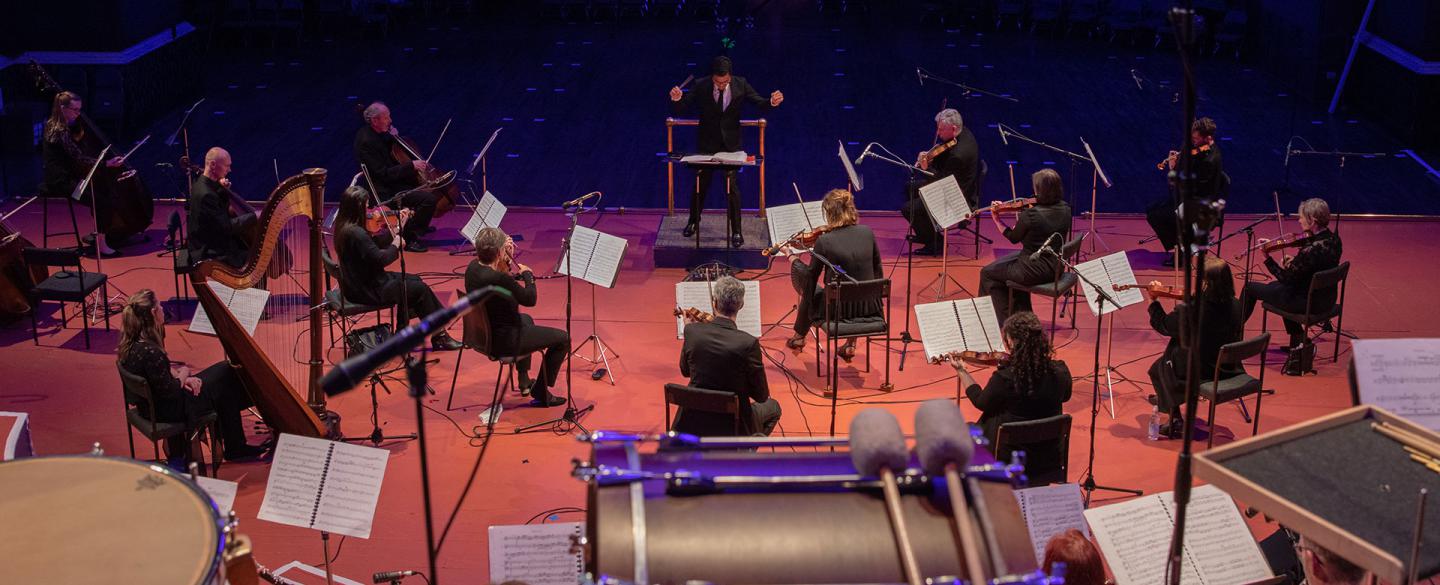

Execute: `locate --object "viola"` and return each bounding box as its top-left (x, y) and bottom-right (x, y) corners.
top-left (762, 224), bottom-right (836, 256)
top-left (959, 197), bottom-right (1038, 223)
top-left (1113, 282), bottom-right (1184, 301)
top-left (917, 137), bottom-right (958, 169)
top-left (930, 350), bottom-right (1010, 367)
top-left (1234, 231), bottom-right (1313, 260)
top-left (1156, 143), bottom-right (1213, 170)
top-left (673, 306), bottom-right (714, 323)
top-left (365, 207), bottom-right (406, 235)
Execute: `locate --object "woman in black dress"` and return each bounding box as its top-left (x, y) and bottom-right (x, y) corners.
top-left (951, 311), bottom-right (1072, 445)
top-left (979, 168), bottom-right (1073, 324)
top-left (1145, 257), bottom-right (1244, 437)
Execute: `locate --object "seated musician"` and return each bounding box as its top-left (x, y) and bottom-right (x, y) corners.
top-left (1240, 198), bottom-right (1342, 375)
top-left (1147, 117), bottom-right (1224, 267)
top-left (354, 102), bottom-right (440, 252)
top-left (117, 289), bottom-right (266, 463)
top-left (332, 186), bottom-right (462, 350)
top-left (978, 169), bottom-right (1072, 324)
top-left (41, 91), bottom-right (125, 256)
top-left (900, 107), bottom-right (980, 256)
top-left (678, 276), bottom-right (782, 436)
top-left (1144, 257), bottom-right (1243, 438)
top-left (779, 189), bottom-right (883, 360)
top-left (465, 227), bottom-right (569, 408)
top-left (948, 311), bottom-right (1072, 446)
top-left (187, 147), bottom-right (255, 268)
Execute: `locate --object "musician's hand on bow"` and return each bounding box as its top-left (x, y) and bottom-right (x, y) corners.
top-left (105, 156), bottom-right (124, 168)
top-left (1143, 280), bottom-right (1165, 302)
top-left (769, 90), bottom-right (784, 107)
top-left (411, 159), bottom-right (431, 173)
top-left (220, 177), bottom-right (232, 189)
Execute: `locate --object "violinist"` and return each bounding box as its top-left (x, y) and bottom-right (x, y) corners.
top-left (947, 312), bottom-right (1071, 446)
top-left (464, 227), bottom-right (569, 407)
top-left (1143, 257), bottom-right (1244, 438)
top-left (901, 108), bottom-right (980, 256)
top-left (1240, 198), bottom-right (1342, 375)
top-left (777, 189), bottom-right (882, 359)
top-left (677, 275), bottom-right (781, 436)
top-left (354, 102), bottom-right (440, 252)
top-left (188, 148), bottom-right (256, 269)
top-left (1146, 117), bottom-right (1224, 266)
top-left (978, 169), bottom-right (1072, 323)
top-left (333, 186), bottom-right (462, 351)
top-left (42, 91), bottom-right (125, 256)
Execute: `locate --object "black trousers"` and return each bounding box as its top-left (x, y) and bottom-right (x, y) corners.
top-left (394, 188), bottom-right (439, 242)
top-left (979, 252), bottom-right (1057, 323)
top-left (793, 289), bottom-right (825, 337)
top-left (1241, 281), bottom-right (1323, 347)
top-left (379, 272), bottom-right (444, 324)
top-left (501, 314), bottom-right (571, 401)
top-left (900, 196), bottom-right (942, 248)
top-left (750, 398), bottom-right (783, 436)
top-left (1146, 197), bottom-right (1180, 251)
top-left (689, 167), bottom-right (741, 234)
top-left (161, 362), bottom-right (254, 455)
top-left (1147, 357), bottom-right (1184, 417)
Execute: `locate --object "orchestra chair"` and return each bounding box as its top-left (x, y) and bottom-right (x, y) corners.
top-left (1173, 332), bottom-right (1271, 449)
top-left (23, 247), bottom-right (110, 349)
top-left (40, 190), bottom-right (83, 250)
top-left (664, 383), bottom-right (744, 437)
top-left (1006, 232), bottom-right (1086, 344)
top-left (172, 248), bottom-right (195, 304)
top-left (446, 291), bottom-right (527, 412)
top-left (811, 278), bottom-right (892, 388)
top-left (994, 413), bottom-right (1072, 486)
top-left (117, 361), bottom-right (220, 476)
top-left (1260, 261), bottom-right (1351, 364)
top-left (319, 247), bottom-right (395, 354)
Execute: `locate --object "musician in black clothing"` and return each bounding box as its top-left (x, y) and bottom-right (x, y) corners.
top-left (1240, 198), bottom-right (1343, 375)
top-left (464, 227), bottom-right (569, 408)
top-left (41, 91), bottom-right (125, 256)
top-left (332, 186), bottom-right (462, 351)
top-left (901, 108), bottom-right (980, 256)
top-left (779, 189), bottom-right (883, 360)
top-left (669, 56), bottom-right (784, 248)
top-left (1144, 257), bottom-right (1244, 438)
top-left (979, 169), bottom-right (1073, 324)
top-left (354, 102), bottom-right (440, 252)
top-left (678, 276), bottom-right (782, 436)
top-left (188, 147), bottom-right (255, 268)
top-left (951, 312), bottom-right (1072, 446)
top-left (1147, 117), bottom-right (1224, 267)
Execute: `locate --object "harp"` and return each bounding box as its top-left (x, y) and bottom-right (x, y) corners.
top-left (190, 168), bottom-right (335, 438)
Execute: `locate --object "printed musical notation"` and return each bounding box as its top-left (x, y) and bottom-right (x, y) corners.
top-left (257, 433), bottom-right (389, 539)
top-left (1353, 338), bottom-right (1440, 431)
top-left (488, 522), bottom-right (584, 585)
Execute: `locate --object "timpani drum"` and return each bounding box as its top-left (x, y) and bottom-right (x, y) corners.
top-left (0, 455), bottom-right (226, 584)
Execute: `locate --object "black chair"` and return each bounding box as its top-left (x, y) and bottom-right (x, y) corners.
top-left (1191, 333), bottom-right (1271, 449)
top-left (811, 278), bottom-right (892, 388)
top-left (664, 382), bottom-right (744, 437)
top-left (23, 247), bottom-right (109, 348)
top-left (118, 361), bottom-right (220, 476)
top-left (319, 248), bottom-right (395, 354)
top-left (1261, 261), bottom-right (1351, 364)
top-left (447, 292), bottom-right (529, 411)
top-left (1007, 232), bottom-right (1086, 343)
top-left (40, 191), bottom-right (83, 249)
top-left (172, 248), bottom-right (196, 303)
top-left (994, 413), bottom-right (1072, 486)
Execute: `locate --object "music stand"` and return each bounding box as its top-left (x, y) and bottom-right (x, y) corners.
top-left (674, 154), bottom-right (757, 249)
top-left (996, 124), bottom-right (1108, 255)
top-left (916, 175), bottom-right (974, 301)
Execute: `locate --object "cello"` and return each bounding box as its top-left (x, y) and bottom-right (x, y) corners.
top-left (355, 104), bottom-right (461, 217)
top-left (28, 61), bottom-right (155, 243)
top-left (0, 204), bottom-right (50, 322)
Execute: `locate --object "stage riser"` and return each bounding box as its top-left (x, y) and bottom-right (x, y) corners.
top-left (653, 214), bottom-right (773, 271)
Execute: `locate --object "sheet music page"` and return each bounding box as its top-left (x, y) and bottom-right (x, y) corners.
top-left (1016, 483), bottom-right (1089, 564)
top-left (488, 522), bottom-right (585, 585)
top-left (569, 226), bottom-right (628, 288)
top-left (1352, 338), bottom-right (1440, 431)
top-left (680, 151), bottom-right (747, 165)
top-left (675, 280), bottom-right (762, 339)
top-left (460, 190), bottom-right (507, 244)
top-left (1075, 251), bottom-right (1143, 317)
top-left (1085, 493), bottom-right (1200, 585)
top-left (190, 281), bottom-right (271, 336)
top-left (838, 140), bottom-right (863, 191)
top-left (766, 200), bottom-right (827, 245)
top-left (556, 227), bottom-right (597, 281)
top-left (258, 433), bottom-right (330, 530)
top-left (1162, 484), bottom-right (1274, 585)
top-left (915, 301), bottom-right (964, 362)
top-left (919, 175), bottom-right (973, 230)
top-left (955, 297), bottom-right (1006, 353)
top-left (313, 441), bottom-right (389, 539)
top-left (194, 475), bottom-right (238, 517)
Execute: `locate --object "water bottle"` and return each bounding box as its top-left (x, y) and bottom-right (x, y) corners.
top-left (1147, 405), bottom-right (1161, 441)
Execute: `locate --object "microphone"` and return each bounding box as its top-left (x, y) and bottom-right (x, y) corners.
top-left (916, 68), bottom-right (924, 86)
top-left (854, 143), bottom-right (873, 165)
top-left (915, 400), bottom-right (988, 584)
top-left (850, 409), bottom-right (924, 585)
top-left (1030, 232), bottom-right (1060, 261)
top-left (1130, 68), bottom-right (1143, 90)
top-left (320, 286), bottom-right (511, 396)
top-left (372, 570), bottom-right (417, 583)
top-left (562, 191), bottom-right (600, 209)
top-left (998, 125), bottom-right (1009, 146)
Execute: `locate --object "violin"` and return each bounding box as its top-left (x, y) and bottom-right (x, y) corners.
top-left (929, 350), bottom-right (1010, 367)
top-left (673, 306), bottom-right (715, 323)
top-left (917, 137), bottom-right (958, 170)
top-left (958, 197), bottom-right (1038, 223)
top-left (1156, 143), bottom-right (1212, 170)
top-left (1234, 231), bottom-right (1313, 260)
top-left (1113, 283), bottom-right (1184, 301)
top-left (762, 224), bottom-right (836, 256)
top-left (365, 207), bottom-right (407, 235)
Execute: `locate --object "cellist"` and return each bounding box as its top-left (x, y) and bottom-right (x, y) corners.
top-left (42, 91), bottom-right (125, 256)
top-left (188, 147), bottom-right (255, 269)
top-left (353, 102), bottom-right (441, 253)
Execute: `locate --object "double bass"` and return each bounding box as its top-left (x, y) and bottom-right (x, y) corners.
top-left (0, 209), bottom-right (50, 322)
top-left (29, 61), bottom-right (154, 243)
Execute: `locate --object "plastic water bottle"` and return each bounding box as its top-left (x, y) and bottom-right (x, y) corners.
top-left (1147, 405), bottom-right (1161, 441)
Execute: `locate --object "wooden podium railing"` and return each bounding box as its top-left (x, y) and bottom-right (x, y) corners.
top-left (665, 117), bottom-right (767, 217)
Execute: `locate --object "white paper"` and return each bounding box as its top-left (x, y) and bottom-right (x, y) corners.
top-left (194, 475), bottom-right (238, 517)
top-left (680, 151), bottom-right (748, 165)
top-left (557, 225), bottom-right (628, 288)
top-left (460, 190), bottom-right (508, 244)
top-left (257, 433), bottom-right (389, 539)
top-left (1085, 484), bottom-right (1271, 585)
top-left (675, 280), bottom-right (762, 339)
top-left (270, 561), bottom-right (365, 585)
top-left (1074, 251), bottom-right (1145, 317)
top-left (915, 297), bottom-right (1006, 363)
top-left (1170, 485), bottom-right (1275, 585)
top-left (488, 522), bottom-right (585, 585)
top-left (766, 200), bottom-right (828, 246)
top-left (190, 281), bottom-right (271, 336)
top-left (1016, 483), bottom-right (1089, 565)
top-left (1352, 338), bottom-right (1440, 431)
top-left (838, 140), bottom-right (863, 191)
top-left (919, 174), bottom-right (973, 230)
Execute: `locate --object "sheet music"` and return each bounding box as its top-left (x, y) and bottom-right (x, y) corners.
top-left (914, 297), bottom-right (1005, 362)
top-left (1074, 251), bottom-right (1144, 317)
top-left (680, 151), bottom-right (748, 165)
top-left (1016, 483), bottom-right (1089, 565)
top-left (675, 280), bottom-right (761, 338)
top-left (194, 475), bottom-right (238, 517)
top-left (190, 281), bottom-right (271, 336)
top-left (838, 140), bottom-right (863, 191)
top-left (1086, 485), bottom-right (1271, 585)
top-left (919, 175), bottom-right (973, 230)
top-left (766, 200), bottom-right (827, 245)
top-left (488, 522), bottom-right (585, 585)
top-left (270, 561), bottom-right (365, 585)
top-left (1352, 338), bottom-right (1440, 431)
top-left (1162, 485), bottom-right (1274, 585)
top-left (557, 225), bottom-right (628, 288)
top-left (460, 190), bottom-right (508, 244)
top-left (258, 434), bottom-right (389, 539)
top-left (1085, 493), bottom-right (1192, 585)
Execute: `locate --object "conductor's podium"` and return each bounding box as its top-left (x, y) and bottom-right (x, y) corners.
top-left (652, 214), bottom-right (771, 270)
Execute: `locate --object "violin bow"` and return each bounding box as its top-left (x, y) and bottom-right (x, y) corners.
top-left (118, 135), bottom-right (150, 164)
top-left (359, 164), bottom-right (401, 240)
top-left (425, 118), bottom-right (453, 163)
top-left (792, 182), bottom-right (816, 232)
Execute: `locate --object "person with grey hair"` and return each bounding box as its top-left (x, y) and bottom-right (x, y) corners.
top-left (1240, 197), bottom-right (1342, 375)
top-left (677, 276), bottom-right (781, 435)
top-left (353, 101), bottom-right (441, 252)
top-left (463, 227), bottom-right (570, 407)
top-left (187, 147), bottom-right (256, 268)
top-left (901, 108), bottom-right (980, 255)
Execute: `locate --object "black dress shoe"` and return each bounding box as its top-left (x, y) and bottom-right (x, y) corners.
top-left (431, 332), bottom-right (463, 351)
top-left (404, 241), bottom-right (429, 253)
top-left (223, 444), bottom-right (269, 462)
top-left (1146, 394), bottom-right (1159, 406)
top-left (914, 246), bottom-right (940, 256)
top-left (730, 233), bottom-right (745, 248)
top-left (529, 395), bottom-right (566, 408)
top-left (906, 234), bottom-right (924, 243)
top-left (682, 222), bottom-right (698, 238)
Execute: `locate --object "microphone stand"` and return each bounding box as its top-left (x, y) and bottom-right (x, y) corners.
top-left (996, 124), bottom-right (1100, 254)
top-left (1283, 147), bottom-right (1384, 237)
top-left (916, 67), bottom-right (1020, 103)
top-left (856, 143), bottom-right (935, 371)
top-left (1213, 214), bottom-right (1269, 283)
top-left (449, 128), bottom-right (505, 256)
top-left (515, 202), bottom-right (596, 435)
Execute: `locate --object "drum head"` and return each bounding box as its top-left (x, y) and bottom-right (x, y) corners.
top-left (0, 456), bottom-right (222, 584)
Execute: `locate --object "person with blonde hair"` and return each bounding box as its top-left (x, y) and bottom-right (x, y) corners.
top-left (1240, 197), bottom-right (1342, 375)
top-left (779, 189), bottom-right (882, 361)
top-left (42, 91), bottom-right (126, 256)
top-left (978, 168), bottom-right (1072, 323)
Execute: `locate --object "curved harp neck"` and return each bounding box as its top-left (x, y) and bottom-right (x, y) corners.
top-left (196, 168), bottom-right (325, 289)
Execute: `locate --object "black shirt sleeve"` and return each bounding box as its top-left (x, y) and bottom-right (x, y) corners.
top-left (966, 370), bottom-right (1014, 415)
top-left (354, 129), bottom-right (417, 188)
top-left (746, 337), bottom-right (770, 403)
